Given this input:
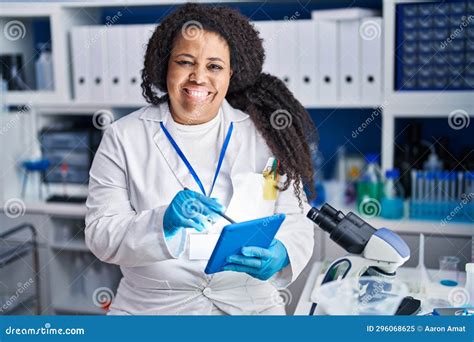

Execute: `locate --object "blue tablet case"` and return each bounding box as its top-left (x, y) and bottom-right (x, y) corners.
top-left (204, 213), bottom-right (286, 274)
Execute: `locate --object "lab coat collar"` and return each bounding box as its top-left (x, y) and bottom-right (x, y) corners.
top-left (139, 98), bottom-right (249, 124)
top-left (147, 97), bottom-right (247, 192)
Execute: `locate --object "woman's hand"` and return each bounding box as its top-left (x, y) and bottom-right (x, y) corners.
top-left (224, 239), bottom-right (290, 280)
top-left (163, 189), bottom-right (225, 240)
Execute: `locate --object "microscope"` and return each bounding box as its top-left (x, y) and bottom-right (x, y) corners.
top-left (305, 203), bottom-right (420, 315)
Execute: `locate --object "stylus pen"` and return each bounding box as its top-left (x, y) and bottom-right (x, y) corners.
top-left (183, 187), bottom-right (236, 224)
top-left (209, 207), bottom-right (236, 224)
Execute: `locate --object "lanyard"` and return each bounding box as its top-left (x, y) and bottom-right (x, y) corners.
top-left (160, 121), bottom-right (234, 197)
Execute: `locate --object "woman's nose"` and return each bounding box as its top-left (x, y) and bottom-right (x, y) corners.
top-left (189, 65), bottom-right (207, 84)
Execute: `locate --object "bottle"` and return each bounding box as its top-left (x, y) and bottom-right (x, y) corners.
top-left (0, 73), bottom-right (7, 113)
top-left (35, 43), bottom-right (54, 90)
top-left (381, 169), bottom-right (405, 219)
top-left (465, 263), bottom-right (474, 307)
top-left (10, 57), bottom-right (28, 91)
top-left (309, 143), bottom-right (325, 206)
top-left (423, 147), bottom-right (443, 172)
top-left (357, 153), bottom-right (383, 216)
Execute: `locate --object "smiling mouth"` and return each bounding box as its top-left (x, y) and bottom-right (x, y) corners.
top-left (182, 88), bottom-right (213, 100)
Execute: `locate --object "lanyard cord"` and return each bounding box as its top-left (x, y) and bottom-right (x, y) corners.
top-left (160, 121), bottom-right (234, 197)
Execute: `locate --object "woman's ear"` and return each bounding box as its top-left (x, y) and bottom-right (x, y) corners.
top-left (230, 69), bottom-right (233, 78)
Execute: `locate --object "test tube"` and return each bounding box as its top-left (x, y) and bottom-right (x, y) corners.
top-left (436, 171), bottom-right (443, 202)
top-left (449, 172), bottom-right (456, 201)
top-left (424, 171), bottom-right (430, 218)
top-left (458, 172), bottom-right (463, 200)
top-left (427, 171), bottom-right (436, 218)
top-left (417, 171), bottom-right (424, 218)
top-left (441, 171), bottom-right (449, 219)
top-left (466, 172), bottom-right (474, 197)
top-left (429, 172), bottom-right (436, 201)
top-left (464, 171), bottom-right (470, 198)
top-left (411, 170), bottom-right (417, 218)
top-left (443, 171), bottom-right (449, 202)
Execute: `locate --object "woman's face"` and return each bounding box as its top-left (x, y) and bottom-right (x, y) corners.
top-left (167, 29), bottom-right (233, 125)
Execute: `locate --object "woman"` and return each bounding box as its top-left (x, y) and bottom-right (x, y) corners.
top-left (85, 3), bottom-right (318, 315)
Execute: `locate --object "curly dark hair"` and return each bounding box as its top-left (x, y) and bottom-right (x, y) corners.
top-left (141, 2), bottom-right (318, 207)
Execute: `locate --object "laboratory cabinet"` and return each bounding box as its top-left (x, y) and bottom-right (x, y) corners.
top-left (0, 211), bottom-right (121, 315)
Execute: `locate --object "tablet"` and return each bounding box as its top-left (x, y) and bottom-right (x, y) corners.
top-left (204, 213), bottom-right (286, 275)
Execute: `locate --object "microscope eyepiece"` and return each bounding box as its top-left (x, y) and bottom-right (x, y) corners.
top-left (306, 203), bottom-right (377, 254)
top-left (320, 203), bottom-right (345, 222)
top-left (320, 203), bottom-right (338, 217)
top-left (306, 205), bottom-right (339, 233)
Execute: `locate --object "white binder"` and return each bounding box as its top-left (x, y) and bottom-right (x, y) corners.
top-left (252, 21), bottom-right (279, 77)
top-left (88, 26), bottom-right (108, 103)
top-left (142, 24), bottom-right (158, 100)
top-left (360, 17), bottom-right (383, 104)
top-left (297, 20), bottom-right (318, 107)
top-left (338, 20), bottom-right (361, 103)
top-left (317, 20), bottom-right (338, 103)
top-left (124, 25), bottom-right (146, 103)
top-left (277, 20), bottom-right (299, 98)
top-left (70, 27), bottom-right (91, 102)
top-left (106, 25), bottom-right (126, 103)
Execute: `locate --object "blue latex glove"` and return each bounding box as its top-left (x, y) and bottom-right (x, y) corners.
top-left (223, 239), bottom-right (290, 280)
top-left (163, 189), bottom-right (225, 240)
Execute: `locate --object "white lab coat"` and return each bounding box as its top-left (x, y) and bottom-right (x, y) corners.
top-left (85, 99), bottom-right (314, 315)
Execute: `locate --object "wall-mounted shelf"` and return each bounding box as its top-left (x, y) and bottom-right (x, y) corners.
top-left (0, 4), bottom-right (80, 105)
top-left (381, 0), bottom-right (474, 171)
top-left (4, 92), bottom-right (70, 107)
top-left (381, 102), bottom-right (474, 170)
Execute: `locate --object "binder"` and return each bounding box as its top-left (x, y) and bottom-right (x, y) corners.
top-left (124, 25), bottom-right (146, 103)
top-left (70, 27), bottom-right (91, 102)
top-left (360, 17), bottom-right (383, 104)
top-left (88, 26), bottom-right (108, 103)
top-left (143, 24), bottom-right (156, 50)
top-left (296, 20), bottom-right (318, 107)
top-left (142, 25), bottom-right (159, 99)
top-left (317, 20), bottom-right (338, 103)
top-left (106, 25), bottom-right (126, 103)
top-left (252, 21), bottom-right (279, 76)
top-left (338, 19), bottom-right (361, 103)
top-left (277, 20), bottom-right (299, 98)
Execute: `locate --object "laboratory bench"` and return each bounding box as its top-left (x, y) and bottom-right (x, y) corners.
top-left (0, 199), bottom-right (472, 315)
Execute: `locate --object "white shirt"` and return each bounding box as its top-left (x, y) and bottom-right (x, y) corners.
top-left (165, 107), bottom-right (233, 208)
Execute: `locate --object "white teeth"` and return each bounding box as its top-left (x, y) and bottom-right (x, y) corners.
top-left (186, 89), bottom-right (208, 98)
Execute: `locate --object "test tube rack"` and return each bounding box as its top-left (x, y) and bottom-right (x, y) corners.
top-left (409, 170), bottom-right (474, 222)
